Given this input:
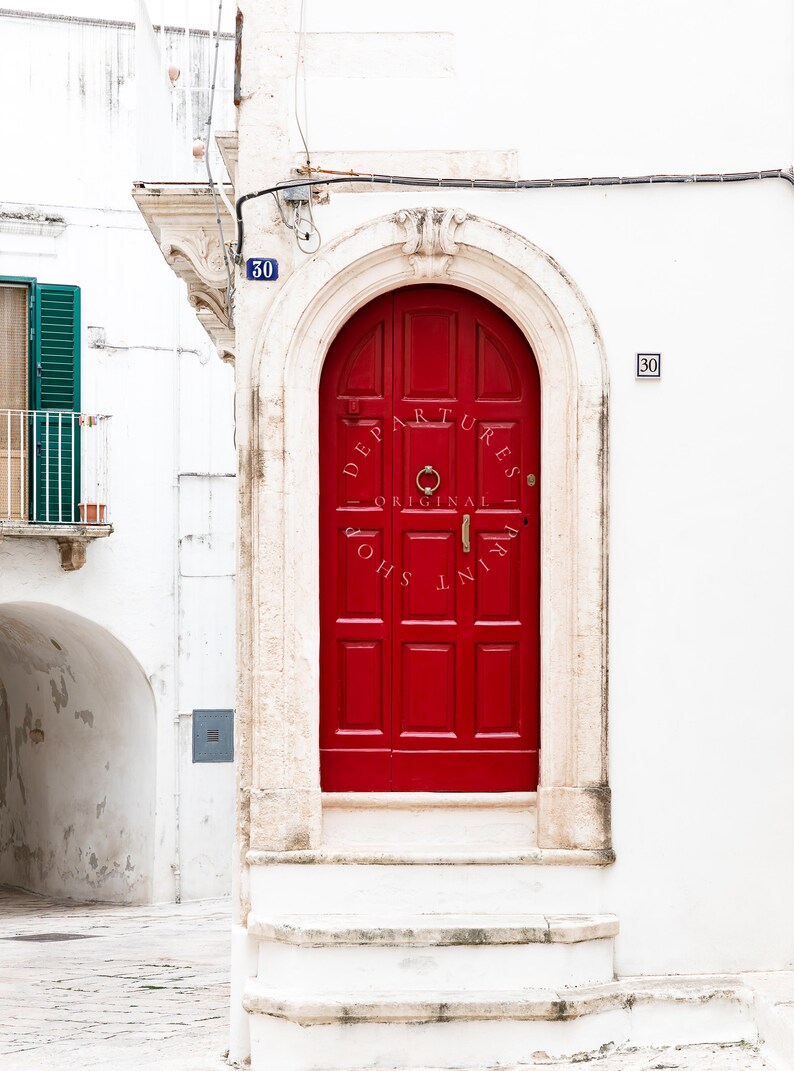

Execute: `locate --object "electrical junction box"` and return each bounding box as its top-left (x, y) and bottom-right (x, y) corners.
top-left (192, 709), bottom-right (234, 763)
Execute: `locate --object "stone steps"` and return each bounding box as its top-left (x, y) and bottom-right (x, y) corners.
top-left (321, 791), bottom-right (538, 853)
top-left (249, 912), bottom-right (619, 992)
top-left (249, 911), bottom-right (618, 944)
top-left (247, 853), bottom-right (613, 915)
top-left (244, 975), bottom-right (756, 1071)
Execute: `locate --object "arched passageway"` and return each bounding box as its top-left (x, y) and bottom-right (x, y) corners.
top-left (0, 603), bottom-right (156, 902)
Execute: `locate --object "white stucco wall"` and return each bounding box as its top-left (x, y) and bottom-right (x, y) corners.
top-left (232, 0), bottom-right (794, 978)
top-left (0, 8), bottom-right (237, 902)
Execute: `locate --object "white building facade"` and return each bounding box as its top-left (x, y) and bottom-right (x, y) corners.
top-left (116, 0), bottom-right (794, 1067)
top-left (0, 5), bottom-right (238, 905)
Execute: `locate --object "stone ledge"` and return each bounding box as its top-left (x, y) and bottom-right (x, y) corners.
top-left (0, 521), bottom-right (112, 538)
top-left (246, 847), bottom-right (616, 867)
top-left (0, 522), bottom-right (113, 571)
top-left (243, 975), bottom-right (752, 1024)
top-left (247, 912), bottom-right (619, 947)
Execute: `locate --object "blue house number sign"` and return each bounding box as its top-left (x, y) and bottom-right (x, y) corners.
top-left (246, 258), bottom-right (279, 281)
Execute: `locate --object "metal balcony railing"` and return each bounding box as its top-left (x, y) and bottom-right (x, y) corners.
top-left (0, 409), bottom-right (111, 526)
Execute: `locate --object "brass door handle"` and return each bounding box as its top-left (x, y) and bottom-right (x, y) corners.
top-left (462, 513), bottom-right (470, 554)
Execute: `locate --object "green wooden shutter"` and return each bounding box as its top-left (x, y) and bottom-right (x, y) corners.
top-left (32, 284), bottom-right (81, 523)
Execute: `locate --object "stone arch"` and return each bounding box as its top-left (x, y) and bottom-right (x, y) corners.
top-left (0, 602), bottom-right (157, 901)
top-left (249, 208), bottom-right (610, 854)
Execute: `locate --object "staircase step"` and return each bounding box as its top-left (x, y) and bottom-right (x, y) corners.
top-left (321, 791), bottom-right (537, 853)
top-left (245, 975), bottom-right (749, 1023)
top-left (248, 856), bottom-right (612, 915)
top-left (249, 913), bottom-right (619, 992)
top-left (248, 912), bottom-right (619, 946)
top-left (244, 976), bottom-right (756, 1071)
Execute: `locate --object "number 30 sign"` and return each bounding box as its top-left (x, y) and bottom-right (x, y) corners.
top-left (246, 258), bottom-right (279, 281)
top-left (636, 353), bottom-right (661, 378)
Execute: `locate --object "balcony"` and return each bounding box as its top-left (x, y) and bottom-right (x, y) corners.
top-left (0, 409), bottom-right (112, 570)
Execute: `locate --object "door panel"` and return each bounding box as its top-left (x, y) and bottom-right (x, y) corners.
top-left (475, 644), bottom-right (520, 735)
top-left (401, 310), bottom-right (458, 399)
top-left (338, 641), bottom-right (383, 731)
top-left (401, 420), bottom-right (457, 505)
top-left (320, 286), bottom-right (539, 791)
top-left (475, 531), bottom-right (520, 622)
top-left (337, 528), bottom-right (384, 619)
top-left (337, 418), bottom-right (383, 506)
top-left (401, 532), bottom-right (456, 621)
top-left (401, 643), bottom-right (456, 734)
top-left (476, 421), bottom-right (522, 507)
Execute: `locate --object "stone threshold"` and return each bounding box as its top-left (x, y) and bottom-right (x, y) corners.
top-left (247, 912), bottom-right (619, 946)
top-left (243, 974), bottom-right (751, 1024)
top-left (246, 847), bottom-right (615, 866)
top-left (322, 791), bottom-right (536, 809)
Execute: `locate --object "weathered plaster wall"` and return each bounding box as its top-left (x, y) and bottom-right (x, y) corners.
top-left (0, 5), bottom-right (235, 209)
top-left (0, 603), bottom-right (155, 901)
top-left (0, 8), bottom-right (237, 902)
top-left (233, 0), bottom-right (794, 979)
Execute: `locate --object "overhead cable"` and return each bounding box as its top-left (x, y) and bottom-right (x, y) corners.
top-left (231, 166), bottom-right (794, 264)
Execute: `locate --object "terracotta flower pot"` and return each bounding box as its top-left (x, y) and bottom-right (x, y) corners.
top-left (79, 502), bottom-right (107, 524)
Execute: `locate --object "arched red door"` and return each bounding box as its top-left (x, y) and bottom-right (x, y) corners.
top-left (320, 285), bottom-right (540, 791)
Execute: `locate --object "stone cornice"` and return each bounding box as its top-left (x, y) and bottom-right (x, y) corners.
top-left (132, 182), bottom-right (237, 364)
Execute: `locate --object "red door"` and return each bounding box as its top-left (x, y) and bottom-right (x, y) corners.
top-left (320, 285), bottom-right (540, 791)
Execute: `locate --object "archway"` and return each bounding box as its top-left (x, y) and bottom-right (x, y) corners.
top-left (247, 208), bottom-right (610, 854)
top-left (0, 603), bottom-right (156, 902)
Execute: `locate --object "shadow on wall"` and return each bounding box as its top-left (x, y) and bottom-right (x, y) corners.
top-left (0, 602), bottom-right (156, 903)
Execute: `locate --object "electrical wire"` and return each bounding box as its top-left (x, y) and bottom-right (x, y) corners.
top-left (204, 0), bottom-right (234, 325)
top-left (294, 0), bottom-right (311, 171)
top-left (288, 0), bottom-right (321, 255)
top-left (293, 199), bottom-right (321, 254)
top-left (231, 166), bottom-right (794, 265)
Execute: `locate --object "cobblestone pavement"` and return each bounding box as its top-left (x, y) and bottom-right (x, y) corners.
top-left (0, 886), bottom-right (774, 1071)
top-left (0, 886), bottom-right (231, 1070)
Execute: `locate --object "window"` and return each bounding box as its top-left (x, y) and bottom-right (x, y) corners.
top-left (0, 277), bottom-right (81, 523)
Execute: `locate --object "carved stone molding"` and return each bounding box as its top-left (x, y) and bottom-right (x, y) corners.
top-left (133, 183), bottom-right (236, 362)
top-left (212, 325), bottom-right (237, 365)
top-left (248, 210), bottom-right (610, 856)
top-left (397, 207), bottom-right (467, 277)
top-left (161, 226), bottom-right (229, 292)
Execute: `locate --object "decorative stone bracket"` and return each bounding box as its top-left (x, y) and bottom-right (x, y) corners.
top-left (132, 183), bottom-right (237, 364)
top-left (397, 207), bottom-right (467, 277)
top-left (57, 537), bottom-right (89, 571)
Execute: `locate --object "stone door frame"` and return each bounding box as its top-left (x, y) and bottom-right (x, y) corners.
top-left (248, 208), bottom-right (610, 854)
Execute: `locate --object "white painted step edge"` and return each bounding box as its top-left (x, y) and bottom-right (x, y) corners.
top-left (248, 912), bottom-right (619, 946)
top-left (246, 848), bottom-right (615, 866)
top-left (243, 976), bottom-right (751, 1025)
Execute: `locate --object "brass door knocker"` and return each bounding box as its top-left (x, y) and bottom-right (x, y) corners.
top-left (415, 465), bottom-right (441, 496)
